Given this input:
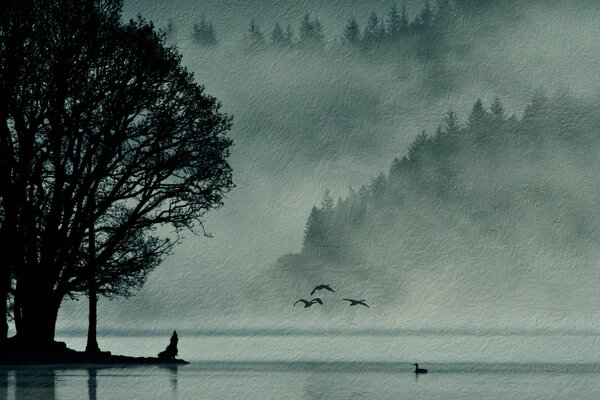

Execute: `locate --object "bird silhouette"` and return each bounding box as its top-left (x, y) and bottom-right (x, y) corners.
top-left (343, 298), bottom-right (369, 307)
top-left (414, 363), bottom-right (428, 374)
top-left (310, 284), bottom-right (335, 296)
top-left (294, 298), bottom-right (323, 308)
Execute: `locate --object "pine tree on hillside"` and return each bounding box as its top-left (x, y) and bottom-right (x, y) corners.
top-left (271, 22), bottom-right (285, 47)
top-left (192, 15), bottom-right (217, 46)
top-left (387, 4), bottom-right (402, 39)
top-left (407, 131), bottom-right (431, 161)
top-left (245, 19), bottom-right (265, 50)
top-left (370, 173), bottom-right (388, 201)
top-left (400, 4), bottom-right (410, 32)
top-left (321, 190), bottom-right (335, 212)
top-left (389, 157), bottom-right (408, 178)
top-left (303, 206), bottom-right (325, 251)
top-left (298, 13), bottom-right (324, 48)
top-left (467, 98), bottom-right (489, 130)
top-left (165, 18), bottom-right (176, 40)
top-left (444, 110), bottom-right (461, 135)
top-left (285, 24), bottom-right (295, 46)
top-left (363, 12), bottom-right (385, 48)
top-left (490, 97), bottom-right (505, 120)
top-left (299, 13), bottom-right (311, 44)
top-left (270, 22), bottom-right (294, 48)
top-left (342, 17), bottom-right (361, 47)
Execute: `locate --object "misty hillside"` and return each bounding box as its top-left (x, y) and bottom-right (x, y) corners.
top-left (274, 93), bottom-right (600, 328)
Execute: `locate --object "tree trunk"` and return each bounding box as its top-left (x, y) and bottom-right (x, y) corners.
top-left (85, 199), bottom-right (100, 354)
top-left (17, 292), bottom-right (60, 349)
top-left (85, 283), bottom-right (99, 354)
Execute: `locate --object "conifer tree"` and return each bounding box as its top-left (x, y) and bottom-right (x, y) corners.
top-left (285, 24), bottom-right (295, 46)
top-left (246, 19), bottom-right (265, 50)
top-left (467, 99), bottom-right (489, 131)
top-left (387, 4), bottom-right (402, 39)
top-left (407, 131), bottom-right (431, 161)
top-left (490, 97), bottom-right (505, 120)
top-left (342, 17), bottom-right (361, 47)
top-left (321, 190), bottom-right (335, 212)
top-left (298, 13), bottom-right (324, 48)
top-left (444, 110), bottom-right (461, 135)
top-left (165, 18), bottom-right (176, 40)
top-left (400, 4), bottom-right (410, 32)
top-left (363, 12), bottom-right (384, 48)
top-left (271, 22), bottom-right (285, 47)
top-left (192, 15), bottom-right (217, 46)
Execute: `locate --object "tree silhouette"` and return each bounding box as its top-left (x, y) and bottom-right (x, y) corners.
top-left (443, 110), bottom-right (461, 135)
top-left (245, 19), bottom-right (265, 50)
top-left (165, 18), bottom-right (176, 40)
top-left (321, 189), bottom-right (334, 212)
top-left (363, 12), bottom-right (385, 48)
top-left (387, 4), bottom-right (403, 39)
top-left (490, 97), bottom-right (505, 120)
top-left (284, 24), bottom-right (295, 46)
top-left (0, 0), bottom-right (233, 349)
top-left (342, 17), bottom-right (361, 47)
top-left (192, 15), bottom-right (217, 46)
top-left (298, 13), bottom-right (324, 48)
top-left (467, 98), bottom-right (490, 131)
top-left (271, 22), bottom-right (287, 48)
top-left (407, 131), bottom-right (431, 161)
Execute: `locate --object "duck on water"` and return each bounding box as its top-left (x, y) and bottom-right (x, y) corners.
top-left (414, 363), bottom-right (428, 374)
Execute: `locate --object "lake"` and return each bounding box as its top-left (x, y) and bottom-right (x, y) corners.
top-left (3, 333), bottom-right (600, 399)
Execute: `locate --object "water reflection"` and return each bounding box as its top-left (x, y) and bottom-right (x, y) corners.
top-left (0, 368), bottom-right (7, 400)
top-left (0, 364), bottom-right (181, 400)
top-left (15, 368), bottom-right (56, 400)
top-left (159, 364), bottom-right (179, 395)
top-left (87, 368), bottom-right (97, 400)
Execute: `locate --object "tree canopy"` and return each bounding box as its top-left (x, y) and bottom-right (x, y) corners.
top-left (0, 0), bottom-right (233, 348)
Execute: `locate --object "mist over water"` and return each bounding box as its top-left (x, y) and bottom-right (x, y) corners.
top-left (55, 0), bottom-right (600, 339)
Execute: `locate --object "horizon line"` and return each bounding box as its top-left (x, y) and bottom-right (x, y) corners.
top-left (54, 326), bottom-right (600, 338)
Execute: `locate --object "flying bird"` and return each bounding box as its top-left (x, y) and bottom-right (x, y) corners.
top-left (294, 298), bottom-right (323, 308)
top-left (310, 284), bottom-right (335, 296)
top-left (343, 298), bottom-right (369, 307)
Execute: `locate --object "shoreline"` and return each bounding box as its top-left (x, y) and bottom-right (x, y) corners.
top-left (0, 340), bottom-right (188, 366)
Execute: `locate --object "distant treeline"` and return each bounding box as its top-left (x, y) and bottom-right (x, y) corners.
top-left (169, 0), bottom-right (464, 57)
top-left (291, 92), bottom-right (600, 266)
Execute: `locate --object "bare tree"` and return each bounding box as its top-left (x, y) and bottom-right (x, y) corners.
top-left (0, 0), bottom-right (234, 349)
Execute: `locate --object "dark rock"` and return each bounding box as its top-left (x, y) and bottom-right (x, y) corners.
top-left (157, 331), bottom-right (178, 361)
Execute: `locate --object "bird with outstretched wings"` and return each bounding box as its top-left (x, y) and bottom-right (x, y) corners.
top-left (294, 298), bottom-right (323, 308)
top-left (343, 298), bottom-right (369, 307)
top-left (310, 284), bottom-right (335, 296)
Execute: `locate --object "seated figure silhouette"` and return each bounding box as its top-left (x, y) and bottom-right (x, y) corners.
top-left (158, 331), bottom-right (179, 361)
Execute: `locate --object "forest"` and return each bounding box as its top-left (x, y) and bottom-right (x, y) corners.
top-left (180, 0), bottom-right (471, 60)
top-left (285, 92), bottom-right (600, 276)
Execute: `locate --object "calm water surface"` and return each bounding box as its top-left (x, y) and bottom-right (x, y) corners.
top-left (3, 334), bottom-right (600, 399)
